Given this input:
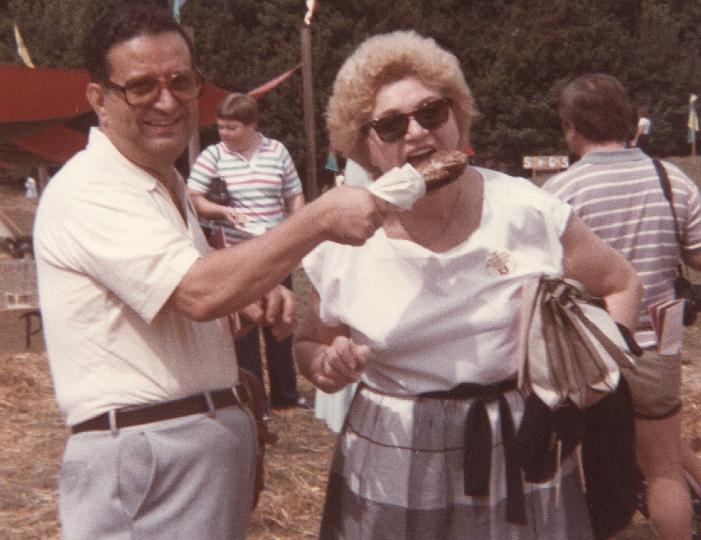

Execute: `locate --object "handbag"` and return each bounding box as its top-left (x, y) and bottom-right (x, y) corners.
top-left (228, 313), bottom-right (278, 510)
top-left (237, 366), bottom-right (278, 509)
top-left (516, 275), bottom-right (639, 539)
top-left (653, 158), bottom-right (701, 325)
top-left (518, 274), bottom-right (638, 411)
top-left (205, 176), bottom-right (230, 206)
top-left (204, 145), bottom-right (231, 206)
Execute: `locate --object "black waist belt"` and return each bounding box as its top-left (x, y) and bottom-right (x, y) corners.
top-left (70, 385), bottom-right (249, 435)
top-left (420, 377), bottom-right (525, 525)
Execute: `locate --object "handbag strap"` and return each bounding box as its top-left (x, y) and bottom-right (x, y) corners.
top-left (652, 158), bottom-right (682, 244)
top-left (553, 279), bottom-right (638, 364)
top-left (652, 158), bottom-right (688, 279)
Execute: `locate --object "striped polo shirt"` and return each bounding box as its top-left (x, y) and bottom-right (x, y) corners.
top-left (187, 135), bottom-right (303, 244)
top-left (543, 148), bottom-right (701, 346)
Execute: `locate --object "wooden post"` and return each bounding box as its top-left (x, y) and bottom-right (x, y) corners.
top-left (37, 165), bottom-right (49, 196)
top-left (184, 26), bottom-right (201, 167)
top-left (300, 24), bottom-right (318, 200)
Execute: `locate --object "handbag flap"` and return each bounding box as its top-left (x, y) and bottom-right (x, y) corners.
top-left (519, 274), bottom-right (634, 410)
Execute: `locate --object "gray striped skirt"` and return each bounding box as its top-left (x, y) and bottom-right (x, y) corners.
top-left (319, 383), bottom-right (595, 539)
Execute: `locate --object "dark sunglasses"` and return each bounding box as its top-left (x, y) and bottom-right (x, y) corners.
top-left (363, 97), bottom-right (452, 143)
top-left (103, 68), bottom-right (204, 107)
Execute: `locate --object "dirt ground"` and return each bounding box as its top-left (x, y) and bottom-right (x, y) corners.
top-left (1, 167), bottom-right (700, 539)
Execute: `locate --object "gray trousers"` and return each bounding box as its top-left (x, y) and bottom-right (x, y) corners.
top-left (59, 404), bottom-right (257, 540)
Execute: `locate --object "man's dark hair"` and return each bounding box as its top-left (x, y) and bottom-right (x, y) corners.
top-left (83, 3), bottom-right (195, 83)
top-left (559, 73), bottom-right (633, 143)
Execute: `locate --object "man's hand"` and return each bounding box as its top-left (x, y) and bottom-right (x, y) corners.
top-left (237, 284), bottom-right (296, 341)
top-left (262, 284), bottom-right (296, 341)
top-left (314, 185), bottom-right (389, 245)
top-left (313, 335), bottom-right (370, 393)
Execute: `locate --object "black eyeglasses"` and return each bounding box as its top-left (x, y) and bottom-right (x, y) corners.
top-left (363, 97), bottom-right (452, 143)
top-left (103, 68), bottom-right (204, 107)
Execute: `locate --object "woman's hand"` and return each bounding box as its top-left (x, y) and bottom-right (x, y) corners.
top-left (294, 288), bottom-right (368, 393)
top-left (313, 336), bottom-right (370, 393)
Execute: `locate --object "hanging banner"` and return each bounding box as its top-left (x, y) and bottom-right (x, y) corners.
top-left (304, 0), bottom-right (317, 26)
top-left (248, 64), bottom-right (302, 99)
top-left (688, 94), bottom-right (698, 144)
top-left (13, 23), bottom-right (35, 68)
top-left (173, 0), bottom-right (187, 23)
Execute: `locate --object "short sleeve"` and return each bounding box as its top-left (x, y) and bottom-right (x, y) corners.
top-left (542, 188), bottom-right (573, 239)
top-left (677, 169), bottom-right (701, 254)
top-left (47, 182), bottom-right (200, 323)
top-left (302, 242), bottom-right (345, 327)
top-left (187, 144), bottom-right (220, 194)
top-left (279, 144), bottom-right (303, 197)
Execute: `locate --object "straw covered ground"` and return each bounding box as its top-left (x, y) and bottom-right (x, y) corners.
top-left (0, 349), bottom-right (338, 539)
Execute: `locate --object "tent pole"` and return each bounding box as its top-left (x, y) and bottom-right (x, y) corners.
top-left (300, 24), bottom-right (318, 200)
top-left (37, 165), bottom-right (49, 195)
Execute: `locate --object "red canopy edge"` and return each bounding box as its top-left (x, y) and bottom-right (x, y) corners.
top-left (0, 64), bottom-right (91, 122)
top-left (12, 124), bottom-right (88, 164)
top-left (0, 64), bottom-right (298, 166)
top-left (1, 63), bottom-right (231, 126)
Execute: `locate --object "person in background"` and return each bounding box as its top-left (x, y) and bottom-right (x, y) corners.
top-left (632, 105), bottom-right (652, 154)
top-left (33, 5), bottom-right (388, 539)
top-left (188, 93), bottom-right (310, 413)
top-left (544, 72), bottom-right (701, 540)
top-left (295, 31), bottom-right (642, 539)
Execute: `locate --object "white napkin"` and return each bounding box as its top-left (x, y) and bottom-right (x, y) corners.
top-left (367, 163), bottom-right (425, 210)
top-left (234, 223), bottom-right (267, 237)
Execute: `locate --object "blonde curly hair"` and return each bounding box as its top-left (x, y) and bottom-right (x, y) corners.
top-left (326, 30), bottom-right (477, 175)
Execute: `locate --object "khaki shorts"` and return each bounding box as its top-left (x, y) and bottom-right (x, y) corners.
top-left (621, 349), bottom-right (682, 419)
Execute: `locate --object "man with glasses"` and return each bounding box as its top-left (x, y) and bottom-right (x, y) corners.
top-left (33, 5), bottom-right (387, 539)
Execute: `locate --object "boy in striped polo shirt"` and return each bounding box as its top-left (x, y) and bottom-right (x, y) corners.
top-left (188, 93), bottom-right (308, 414)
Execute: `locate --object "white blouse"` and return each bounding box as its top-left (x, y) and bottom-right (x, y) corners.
top-left (303, 168), bottom-right (571, 394)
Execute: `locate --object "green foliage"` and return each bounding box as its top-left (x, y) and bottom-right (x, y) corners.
top-left (1, 0), bottom-right (700, 183)
top-left (6, 0), bottom-right (115, 67)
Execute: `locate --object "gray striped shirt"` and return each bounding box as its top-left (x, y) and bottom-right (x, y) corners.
top-left (543, 148), bottom-right (701, 346)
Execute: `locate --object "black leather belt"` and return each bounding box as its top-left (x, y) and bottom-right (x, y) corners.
top-left (71, 386), bottom-right (249, 435)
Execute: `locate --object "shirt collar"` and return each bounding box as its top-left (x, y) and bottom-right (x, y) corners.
top-left (579, 147), bottom-right (649, 165)
top-left (87, 127), bottom-right (166, 191)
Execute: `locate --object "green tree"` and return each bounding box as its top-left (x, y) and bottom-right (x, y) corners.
top-left (627, 0), bottom-right (701, 156)
top-left (1, 0), bottom-right (700, 184)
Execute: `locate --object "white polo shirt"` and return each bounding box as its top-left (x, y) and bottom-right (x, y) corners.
top-left (34, 128), bottom-right (238, 426)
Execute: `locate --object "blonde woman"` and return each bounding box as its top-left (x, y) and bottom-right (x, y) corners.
top-left (295, 31), bottom-right (642, 539)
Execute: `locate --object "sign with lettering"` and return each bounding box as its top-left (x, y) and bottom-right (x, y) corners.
top-left (522, 155), bottom-right (569, 170)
